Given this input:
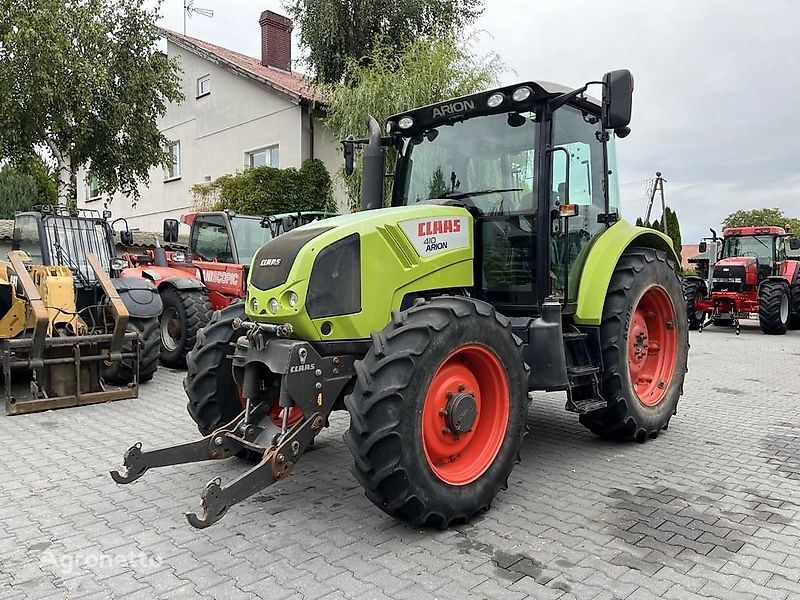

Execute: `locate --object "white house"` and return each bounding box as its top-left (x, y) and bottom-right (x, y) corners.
top-left (77, 10), bottom-right (345, 232)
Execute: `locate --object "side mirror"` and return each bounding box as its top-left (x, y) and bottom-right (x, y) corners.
top-left (698, 241), bottom-right (708, 254)
top-left (163, 218), bottom-right (179, 244)
top-left (119, 230), bottom-right (134, 246)
top-left (790, 237), bottom-right (800, 251)
top-left (601, 69), bottom-right (634, 130)
top-left (342, 136), bottom-right (355, 177)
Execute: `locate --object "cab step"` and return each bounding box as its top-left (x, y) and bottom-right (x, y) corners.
top-left (565, 397), bottom-right (608, 414)
top-left (567, 365), bottom-right (599, 378)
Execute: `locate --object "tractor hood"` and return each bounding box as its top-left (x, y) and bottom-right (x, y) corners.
top-left (715, 256), bottom-right (757, 268)
top-left (246, 205), bottom-right (475, 341)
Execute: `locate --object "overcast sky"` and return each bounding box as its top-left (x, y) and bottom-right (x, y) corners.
top-left (159, 0), bottom-right (800, 242)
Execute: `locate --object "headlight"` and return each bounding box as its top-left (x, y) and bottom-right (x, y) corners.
top-left (487, 92), bottom-right (505, 108)
top-left (171, 251), bottom-right (186, 263)
top-left (251, 297), bottom-right (259, 311)
top-left (110, 258), bottom-right (127, 271)
top-left (269, 297), bottom-right (279, 314)
top-left (398, 116), bottom-right (414, 130)
top-left (288, 291), bottom-right (299, 308)
top-left (512, 86), bottom-right (532, 102)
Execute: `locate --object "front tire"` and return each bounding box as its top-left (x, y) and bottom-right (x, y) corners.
top-left (759, 280), bottom-right (790, 335)
top-left (344, 296), bottom-right (530, 528)
top-left (681, 278), bottom-right (707, 330)
top-left (580, 247), bottom-right (688, 442)
top-left (159, 288), bottom-right (212, 368)
top-left (103, 317), bottom-right (160, 385)
top-left (184, 302), bottom-right (246, 434)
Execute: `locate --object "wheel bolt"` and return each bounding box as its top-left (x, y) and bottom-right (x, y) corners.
top-left (457, 384), bottom-right (465, 392)
top-left (442, 427), bottom-right (451, 435)
top-left (439, 408), bottom-right (447, 417)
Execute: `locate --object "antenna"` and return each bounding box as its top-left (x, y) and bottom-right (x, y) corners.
top-left (183, 0), bottom-right (214, 35)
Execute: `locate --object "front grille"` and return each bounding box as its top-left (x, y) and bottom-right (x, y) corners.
top-left (712, 265), bottom-right (746, 291)
top-left (306, 234), bottom-right (361, 319)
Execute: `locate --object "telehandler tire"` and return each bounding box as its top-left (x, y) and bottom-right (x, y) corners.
top-left (579, 247), bottom-right (688, 442)
top-left (103, 317), bottom-right (160, 384)
top-left (759, 280), bottom-right (790, 335)
top-left (184, 301), bottom-right (246, 435)
top-left (344, 296), bottom-right (529, 528)
top-left (159, 288), bottom-right (212, 368)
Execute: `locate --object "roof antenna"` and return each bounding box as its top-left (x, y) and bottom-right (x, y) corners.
top-left (183, 0), bottom-right (214, 35)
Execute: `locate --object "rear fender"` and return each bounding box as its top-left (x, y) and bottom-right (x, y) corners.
top-left (113, 277), bottom-right (163, 319)
top-left (779, 260), bottom-right (800, 285)
top-left (574, 220), bottom-right (678, 325)
top-left (157, 276), bottom-right (206, 292)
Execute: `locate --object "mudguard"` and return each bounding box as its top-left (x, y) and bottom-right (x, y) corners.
top-left (156, 275), bottom-right (205, 291)
top-left (574, 220), bottom-right (678, 326)
top-left (113, 277), bottom-right (163, 319)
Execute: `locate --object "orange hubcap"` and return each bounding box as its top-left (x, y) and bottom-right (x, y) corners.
top-left (422, 345), bottom-right (510, 485)
top-left (628, 286), bottom-right (678, 407)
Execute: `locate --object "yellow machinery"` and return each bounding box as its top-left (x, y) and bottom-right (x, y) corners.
top-left (0, 250), bottom-right (139, 414)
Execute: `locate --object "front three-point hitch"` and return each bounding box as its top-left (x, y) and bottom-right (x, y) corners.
top-left (110, 324), bottom-right (356, 528)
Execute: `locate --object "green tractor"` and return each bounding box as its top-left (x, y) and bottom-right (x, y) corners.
top-left (111, 70), bottom-right (689, 529)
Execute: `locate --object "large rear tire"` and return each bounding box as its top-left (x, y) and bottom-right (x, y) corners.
top-left (681, 278), bottom-right (707, 330)
top-left (159, 288), bottom-right (212, 368)
top-left (184, 301), bottom-right (245, 434)
top-left (579, 247), bottom-right (688, 442)
top-left (344, 296), bottom-right (529, 528)
top-left (759, 280), bottom-right (790, 335)
top-left (103, 317), bottom-right (160, 385)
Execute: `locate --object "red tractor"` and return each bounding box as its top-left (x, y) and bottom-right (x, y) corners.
top-left (122, 210), bottom-right (334, 366)
top-left (683, 226), bottom-right (800, 334)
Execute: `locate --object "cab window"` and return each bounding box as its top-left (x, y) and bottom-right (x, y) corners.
top-left (12, 216), bottom-right (44, 264)
top-left (191, 216), bottom-right (233, 262)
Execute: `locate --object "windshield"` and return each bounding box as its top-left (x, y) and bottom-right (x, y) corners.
top-left (721, 235), bottom-right (773, 263)
top-left (397, 111), bottom-right (538, 215)
top-left (44, 217), bottom-right (112, 285)
top-left (230, 217), bottom-right (273, 265)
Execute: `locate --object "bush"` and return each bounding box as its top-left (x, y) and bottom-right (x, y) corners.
top-left (191, 159), bottom-right (335, 215)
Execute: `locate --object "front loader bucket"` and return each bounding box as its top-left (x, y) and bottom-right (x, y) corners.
top-left (2, 332), bottom-right (140, 415)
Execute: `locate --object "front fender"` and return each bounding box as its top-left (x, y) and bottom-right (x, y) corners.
top-left (113, 277), bottom-right (163, 319)
top-left (574, 220), bottom-right (678, 325)
top-left (158, 276), bottom-right (205, 291)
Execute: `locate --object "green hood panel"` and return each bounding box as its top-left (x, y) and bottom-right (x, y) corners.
top-left (246, 205), bottom-right (475, 341)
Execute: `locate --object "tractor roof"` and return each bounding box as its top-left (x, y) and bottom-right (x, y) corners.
top-left (723, 226), bottom-right (786, 237)
top-left (387, 81), bottom-right (601, 136)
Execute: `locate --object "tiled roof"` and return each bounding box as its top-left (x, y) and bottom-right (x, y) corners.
top-left (160, 28), bottom-right (326, 104)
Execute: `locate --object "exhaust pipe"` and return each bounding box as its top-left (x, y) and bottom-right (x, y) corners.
top-left (361, 115), bottom-right (385, 211)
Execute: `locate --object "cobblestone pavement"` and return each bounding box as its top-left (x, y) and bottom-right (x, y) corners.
top-left (1, 322), bottom-right (799, 599)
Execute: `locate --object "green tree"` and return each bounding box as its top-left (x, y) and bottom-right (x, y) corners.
top-left (635, 217), bottom-right (644, 227)
top-left (0, 156), bottom-right (58, 219)
top-left (650, 218), bottom-right (660, 232)
top-left (284, 0), bottom-right (484, 84)
top-left (325, 37), bottom-right (498, 208)
top-left (722, 207), bottom-right (800, 233)
top-left (191, 160), bottom-right (336, 215)
top-left (663, 206), bottom-right (682, 263)
top-left (0, 0), bottom-right (183, 205)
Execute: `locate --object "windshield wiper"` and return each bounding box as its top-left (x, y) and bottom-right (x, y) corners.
top-left (437, 188), bottom-right (522, 200)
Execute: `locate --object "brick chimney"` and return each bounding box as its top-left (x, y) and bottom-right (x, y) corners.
top-left (259, 10), bottom-right (292, 72)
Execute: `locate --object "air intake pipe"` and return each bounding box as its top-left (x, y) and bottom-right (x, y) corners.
top-left (361, 115), bottom-right (385, 211)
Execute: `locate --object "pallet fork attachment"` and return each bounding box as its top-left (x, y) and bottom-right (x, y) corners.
top-left (2, 251), bottom-right (139, 415)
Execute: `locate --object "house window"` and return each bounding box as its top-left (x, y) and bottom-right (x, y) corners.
top-left (197, 75), bottom-right (211, 97)
top-left (85, 175), bottom-right (100, 202)
top-left (246, 145), bottom-right (279, 168)
top-left (165, 141), bottom-right (181, 181)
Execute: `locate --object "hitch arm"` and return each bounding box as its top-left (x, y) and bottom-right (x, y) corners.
top-left (186, 413), bottom-right (325, 529)
top-left (109, 412), bottom-right (255, 483)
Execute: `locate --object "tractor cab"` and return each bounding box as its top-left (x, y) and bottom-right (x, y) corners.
top-left (717, 226), bottom-right (789, 284)
top-left (378, 76), bottom-right (632, 315)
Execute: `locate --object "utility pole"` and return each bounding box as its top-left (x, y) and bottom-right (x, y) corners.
top-left (644, 172), bottom-right (668, 237)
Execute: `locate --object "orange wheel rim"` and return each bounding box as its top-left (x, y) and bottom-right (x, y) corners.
top-left (628, 285), bottom-right (679, 407)
top-left (421, 344), bottom-right (510, 485)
